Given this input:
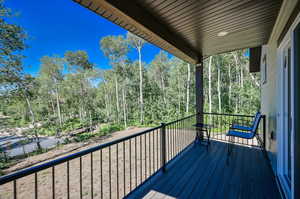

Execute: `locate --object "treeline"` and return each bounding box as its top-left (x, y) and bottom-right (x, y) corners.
top-left (0, 1), bottom-right (260, 137)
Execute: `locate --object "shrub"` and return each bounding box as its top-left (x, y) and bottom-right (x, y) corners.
top-left (74, 132), bottom-right (96, 142)
top-left (99, 124), bottom-right (124, 135)
top-left (74, 124), bottom-right (124, 142)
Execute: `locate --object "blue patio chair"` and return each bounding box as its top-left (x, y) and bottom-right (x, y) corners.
top-left (230, 112), bottom-right (261, 132)
top-left (226, 112), bottom-right (262, 158)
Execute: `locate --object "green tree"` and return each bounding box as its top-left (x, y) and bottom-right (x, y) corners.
top-left (0, 0), bottom-right (27, 90)
top-left (39, 56), bottom-right (64, 129)
top-left (64, 50), bottom-right (96, 126)
top-left (127, 32), bottom-right (147, 124)
top-left (100, 35), bottom-right (129, 127)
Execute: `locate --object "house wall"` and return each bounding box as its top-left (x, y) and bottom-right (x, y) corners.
top-left (260, 0), bottom-right (298, 173)
top-left (260, 43), bottom-right (278, 171)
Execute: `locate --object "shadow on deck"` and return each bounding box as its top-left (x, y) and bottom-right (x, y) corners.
top-left (127, 140), bottom-right (281, 199)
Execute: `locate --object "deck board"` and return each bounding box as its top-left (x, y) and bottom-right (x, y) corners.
top-left (127, 140), bottom-right (281, 199)
top-left (185, 143), bottom-right (226, 198)
top-left (173, 143), bottom-right (221, 197)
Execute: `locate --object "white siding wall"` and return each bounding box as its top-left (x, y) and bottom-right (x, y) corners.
top-left (260, 42), bottom-right (280, 171)
top-left (260, 0), bottom-right (298, 176)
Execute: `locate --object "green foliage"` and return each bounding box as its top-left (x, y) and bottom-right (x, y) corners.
top-left (65, 50), bottom-right (94, 71)
top-left (99, 124), bottom-right (124, 134)
top-left (73, 124), bottom-right (124, 142)
top-left (74, 132), bottom-right (96, 142)
top-left (60, 118), bottom-right (85, 132)
top-left (0, 160), bottom-right (11, 175)
top-left (100, 35), bottom-right (129, 63)
top-left (37, 126), bottom-right (56, 136)
top-left (0, 0), bottom-right (27, 86)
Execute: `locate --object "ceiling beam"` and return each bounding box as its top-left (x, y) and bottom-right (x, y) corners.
top-left (73, 0), bottom-right (201, 64)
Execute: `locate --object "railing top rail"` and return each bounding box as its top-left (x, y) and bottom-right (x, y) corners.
top-left (0, 112), bottom-right (261, 185)
top-left (165, 113), bottom-right (197, 126)
top-left (0, 125), bottom-right (162, 185)
top-left (0, 113), bottom-right (198, 185)
top-left (203, 112), bottom-right (255, 118)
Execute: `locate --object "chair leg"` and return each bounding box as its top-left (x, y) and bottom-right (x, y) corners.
top-left (227, 136), bottom-right (231, 155)
top-left (227, 136), bottom-right (234, 164)
top-left (227, 139), bottom-right (229, 155)
top-left (205, 129), bottom-right (209, 151)
top-left (227, 136), bottom-right (230, 164)
top-left (207, 129), bottom-right (211, 145)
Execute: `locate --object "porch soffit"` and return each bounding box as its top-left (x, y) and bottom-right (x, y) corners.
top-left (74, 0), bottom-right (283, 64)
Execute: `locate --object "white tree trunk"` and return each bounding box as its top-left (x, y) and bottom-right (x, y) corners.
top-left (79, 108), bottom-right (83, 121)
top-left (89, 111), bottom-right (92, 127)
top-left (178, 75), bottom-right (181, 114)
top-left (24, 93), bottom-right (41, 150)
top-left (161, 74), bottom-right (167, 105)
top-left (122, 87), bottom-right (127, 128)
top-left (233, 52), bottom-right (243, 88)
top-left (50, 98), bottom-right (55, 117)
top-left (138, 47), bottom-right (144, 124)
top-left (240, 61), bottom-right (244, 88)
top-left (55, 87), bottom-right (62, 127)
top-left (208, 57), bottom-right (212, 114)
top-left (250, 74), bottom-right (260, 87)
top-left (217, 59), bottom-right (222, 113)
top-left (186, 63), bottom-right (191, 114)
top-left (228, 63), bottom-right (232, 107)
top-left (25, 95), bottom-right (35, 124)
top-left (115, 77), bottom-right (120, 122)
top-left (232, 52), bottom-right (240, 112)
top-left (104, 91), bottom-right (110, 121)
top-left (185, 64), bottom-right (191, 113)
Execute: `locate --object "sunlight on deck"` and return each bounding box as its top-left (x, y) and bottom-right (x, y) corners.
top-left (143, 190), bottom-right (176, 199)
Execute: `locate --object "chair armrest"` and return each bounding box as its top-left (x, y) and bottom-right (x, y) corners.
top-left (229, 124), bottom-right (252, 132)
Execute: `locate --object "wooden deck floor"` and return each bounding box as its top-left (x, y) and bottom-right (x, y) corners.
top-left (127, 141), bottom-right (281, 199)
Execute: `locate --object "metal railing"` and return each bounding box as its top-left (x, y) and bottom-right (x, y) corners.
top-left (0, 113), bottom-right (265, 199)
top-left (203, 112), bottom-right (266, 148)
top-left (0, 114), bottom-right (197, 199)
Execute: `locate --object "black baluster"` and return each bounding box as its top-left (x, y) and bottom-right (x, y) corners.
top-left (152, 131), bottom-right (155, 174)
top-left (109, 146), bottom-right (111, 199)
top-left (148, 132), bottom-right (151, 175)
top-left (13, 180), bottom-right (17, 199)
top-left (144, 134), bottom-right (146, 180)
top-left (123, 141), bottom-right (126, 197)
top-left (35, 172), bottom-right (38, 199)
top-left (80, 157), bottom-right (82, 199)
top-left (140, 135), bottom-right (142, 184)
top-left (161, 123), bottom-right (166, 172)
top-left (156, 130), bottom-right (159, 170)
top-left (91, 153), bottom-right (94, 199)
top-left (52, 166), bottom-right (55, 199)
top-left (135, 137), bottom-right (137, 188)
top-left (67, 161), bottom-right (70, 199)
top-left (129, 139), bottom-right (132, 191)
top-left (117, 144), bottom-right (119, 198)
top-left (100, 150), bottom-right (103, 199)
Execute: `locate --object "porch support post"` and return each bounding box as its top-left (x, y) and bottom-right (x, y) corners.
top-left (195, 56), bottom-right (204, 140)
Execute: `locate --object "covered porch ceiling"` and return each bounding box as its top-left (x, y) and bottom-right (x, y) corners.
top-left (74, 0), bottom-right (283, 64)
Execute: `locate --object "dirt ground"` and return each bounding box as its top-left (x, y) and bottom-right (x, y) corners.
top-left (0, 127), bottom-right (196, 199)
top-left (2, 127), bottom-right (148, 174)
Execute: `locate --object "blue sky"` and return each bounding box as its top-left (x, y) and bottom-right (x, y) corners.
top-left (5, 0), bottom-right (161, 76)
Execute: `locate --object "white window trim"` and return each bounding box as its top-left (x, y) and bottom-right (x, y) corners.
top-left (277, 12), bottom-right (300, 199)
top-left (277, 38), bottom-right (292, 199)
